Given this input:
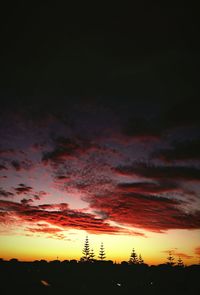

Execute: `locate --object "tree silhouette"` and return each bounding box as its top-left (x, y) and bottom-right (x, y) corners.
top-left (81, 236), bottom-right (90, 262)
top-left (177, 257), bottom-right (184, 267)
top-left (98, 242), bottom-right (106, 260)
top-left (89, 248), bottom-right (95, 262)
top-left (129, 248), bottom-right (138, 264)
top-left (166, 251), bottom-right (175, 266)
top-left (138, 254), bottom-right (144, 264)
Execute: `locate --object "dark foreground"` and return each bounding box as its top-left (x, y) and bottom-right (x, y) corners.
top-left (0, 260), bottom-right (199, 295)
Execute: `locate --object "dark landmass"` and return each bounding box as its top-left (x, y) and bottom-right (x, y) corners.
top-left (0, 259), bottom-right (199, 295)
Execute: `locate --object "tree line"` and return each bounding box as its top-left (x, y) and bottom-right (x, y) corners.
top-left (80, 236), bottom-right (106, 262)
top-left (80, 236), bottom-right (185, 267)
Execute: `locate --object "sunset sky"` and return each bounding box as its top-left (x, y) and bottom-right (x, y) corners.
top-left (0, 3), bottom-right (199, 265)
top-left (0, 97), bottom-right (200, 265)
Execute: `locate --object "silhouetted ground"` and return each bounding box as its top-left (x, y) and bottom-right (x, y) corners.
top-left (0, 260), bottom-right (199, 295)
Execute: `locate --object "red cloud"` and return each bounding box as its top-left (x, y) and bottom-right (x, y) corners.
top-left (26, 223), bottom-right (67, 240)
top-left (85, 192), bottom-right (200, 232)
top-left (27, 225), bottom-right (63, 234)
top-left (0, 200), bottom-right (144, 236)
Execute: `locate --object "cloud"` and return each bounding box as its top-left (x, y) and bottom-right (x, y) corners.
top-left (114, 163), bottom-right (200, 180)
top-left (20, 198), bottom-right (34, 205)
top-left (153, 139), bottom-right (200, 162)
top-left (0, 164), bottom-right (7, 170)
top-left (162, 249), bottom-right (193, 259)
top-left (117, 181), bottom-right (179, 194)
top-left (85, 191), bottom-right (200, 232)
top-left (42, 136), bottom-right (96, 164)
top-left (11, 159), bottom-right (33, 171)
top-left (14, 184), bottom-right (33, 195)
top-left (0, 200), bottom-right (143, 235)
top-left (165, 98), bottom-right (200, 128)
top-left (26, 224), bottom-right (63, 234)
top-left (42, 135), bottom-right (118, 167)
top-left (121, 98), bottom-right (200, 140)
top-left (11, 160), bottom-right (21, 171)
top-left (174, 252), bottom-right (193, 259)
top-left (123, 117), bottom-right (162, 139)
top-left (0, 149), bottom-right (15, 156)
top-left (0, 188), bottom-right (14, 198)
top-left (194, 246), bottom-right (200, 257)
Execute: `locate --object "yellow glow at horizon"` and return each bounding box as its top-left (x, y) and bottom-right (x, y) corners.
top-left (0, 228), bottom-right (199, 265)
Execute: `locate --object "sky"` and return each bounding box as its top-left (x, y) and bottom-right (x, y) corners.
top-left (0, 4), bottom-right (199, 265)
top-left (0, 97), bottom-right (200, 264)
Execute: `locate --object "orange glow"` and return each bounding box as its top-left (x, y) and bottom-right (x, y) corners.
top-left (0, 228), bottom-right (199, 265)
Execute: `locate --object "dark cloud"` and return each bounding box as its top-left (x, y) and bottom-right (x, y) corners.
top-left (0, 164), bottom-right (7, 170)
top-left (0, 149), bottom-right (15, 156)
top-left (20, 198), bottom-right (34, 205)
top-left (14, 184), bottom-right (32, 195)
top-left (165, 98), bottom-right (200, 128)
top-left (114, 163), bottom-right (200, 181)
top-left (42, 136), bottom-right (96, 164)
top-left (117, 181), bottom-right (179, 194)
top-left (11, 160), bottom-right (21, 171)
top-left (0, 188), bottom-right (14, 198)
top-left (11, 159), bottom-right (33, 171)
top-left (121, 98), bottom-right (200, 140)
top-left (123, 117), bottom-right (163, 139)
top-left (153, 139), bottom-right (200, 162)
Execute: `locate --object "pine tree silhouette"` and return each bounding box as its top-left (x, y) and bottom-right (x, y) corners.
top-left (138, 254), bottom-right (144, 264)
top-left (177, 257), bottom-right (184, 267)
top-left (129, 248), bottom-right (138, 264)
top-left (81, 236), bottom-right (90, 262)
top-left (89, 249), bottom-right (95, 262)
top-left (166, 251), bottom-right (175, 266)
top-left (98, 242), bottom-right (106, 260)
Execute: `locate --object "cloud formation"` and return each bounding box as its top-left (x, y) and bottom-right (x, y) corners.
top-left (0, 188), bottom-right (14, 198)
top-left (153, 139), bottom-right (200, 162)
top-left (85, 191), bottom-right (200, 232)
top-left (0, 97), bottom-right (199, 241)
top-left (14, 184), bottom-right (33, 195)
top-left (0, 200), bottom-right (143, 236)
top-left (114, 163), bottom-right (200, 180)
top-left (0, 164), bottom-right (7, 170)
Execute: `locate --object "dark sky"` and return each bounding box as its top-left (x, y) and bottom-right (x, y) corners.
top-left (0, 3), bottom-right (199, 97)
